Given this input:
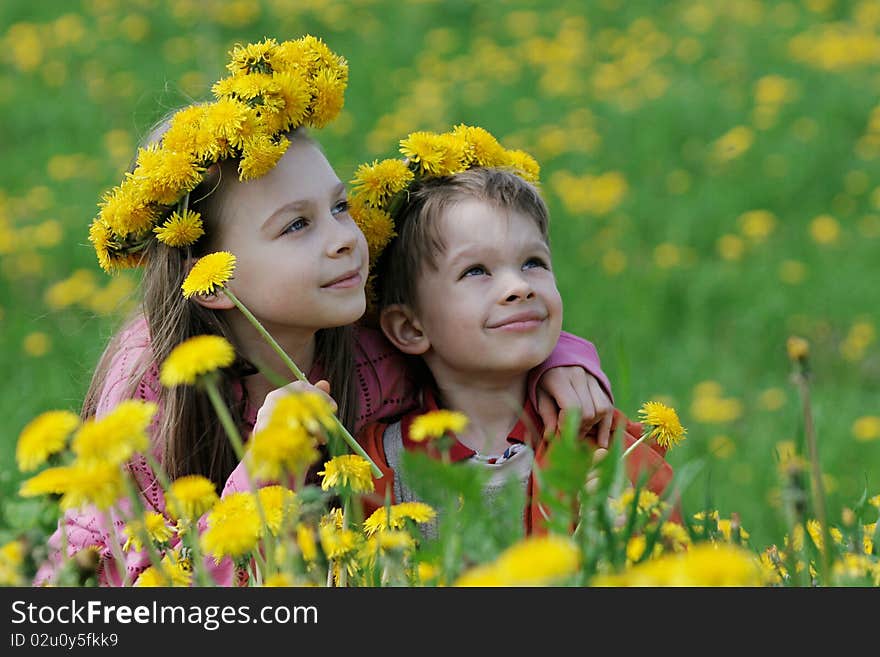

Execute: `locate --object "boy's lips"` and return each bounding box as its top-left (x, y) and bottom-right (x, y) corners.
top-left (321, 269), bottom-right (362, 289)
top-left (487, 310), bottom-right (547, 330)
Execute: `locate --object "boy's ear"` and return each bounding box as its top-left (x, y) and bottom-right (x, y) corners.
top-left (185, 258), bottom-right (235, 311)
top-left (379, 304), bottom-right (429, 355)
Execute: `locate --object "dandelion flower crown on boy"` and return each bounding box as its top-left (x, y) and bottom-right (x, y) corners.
top-left (348, 124), bottom-right (680, 536)
top-left (15, 35), bottom-right (632, 587)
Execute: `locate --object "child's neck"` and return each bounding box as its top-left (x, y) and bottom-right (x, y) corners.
top-left (431, 371), bottom-right (528, 457)
top-left (228, 315), bottom-right (317, 407)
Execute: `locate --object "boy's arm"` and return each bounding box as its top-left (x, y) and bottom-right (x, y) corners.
top-left (527, 331), bottom-right (615, 446)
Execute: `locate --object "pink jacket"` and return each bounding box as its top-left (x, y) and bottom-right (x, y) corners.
top-left (34, 315), bottom-right (610, 586)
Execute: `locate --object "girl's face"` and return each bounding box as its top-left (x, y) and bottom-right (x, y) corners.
top-left (211, 137), bottom-right (369, 335)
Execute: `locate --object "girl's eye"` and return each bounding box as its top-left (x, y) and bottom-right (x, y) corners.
top-left (332, 199), bottom-right (350, 216)
top-left (461, 265), bottom-right (487, 278)
top-left (523, 257), bottom-right (549, 270)
top-left (282, 217), bottom-right (309, 235)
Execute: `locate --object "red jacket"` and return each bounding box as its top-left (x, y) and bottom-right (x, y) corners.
top-left (357, 391), bottom-right (679, 534)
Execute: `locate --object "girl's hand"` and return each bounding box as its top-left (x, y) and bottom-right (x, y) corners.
top-left (536, 367), bottom-right (614, 448)
top-left (252, 379), bottom-right (337, 437)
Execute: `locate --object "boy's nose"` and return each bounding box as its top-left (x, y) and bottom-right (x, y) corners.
top-left (501, 272), bottom-right (535, 302)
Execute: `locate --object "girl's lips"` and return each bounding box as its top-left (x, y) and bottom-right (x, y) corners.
top-left (322, 271), bottom-right (362, 289)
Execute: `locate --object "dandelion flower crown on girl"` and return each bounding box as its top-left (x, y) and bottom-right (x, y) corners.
top-left (88, 35), bottom-right (348, 273)
top-left (347, 124), bottom-right (541, 309)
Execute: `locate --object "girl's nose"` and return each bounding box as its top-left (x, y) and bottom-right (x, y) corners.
top-left (324, 213), bottom-right (358, 257)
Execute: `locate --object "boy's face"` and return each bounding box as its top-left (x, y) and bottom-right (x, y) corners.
top-left (412, 198), bottom-right (563, 381)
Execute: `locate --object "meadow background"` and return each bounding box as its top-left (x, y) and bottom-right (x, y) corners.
top-left (1, 0), bottom-right (878, 556)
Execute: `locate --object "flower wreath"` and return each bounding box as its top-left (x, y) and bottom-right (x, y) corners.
top-left (348, 124), bottom-right (541, 312)
top-left (88, 35), bottom-right (348, 273)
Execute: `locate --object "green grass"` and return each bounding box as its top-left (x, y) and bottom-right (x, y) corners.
top-left (2, 0), bottom-right (879, 553)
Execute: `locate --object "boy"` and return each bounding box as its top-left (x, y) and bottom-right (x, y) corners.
top-left (353, 130), bottom-right (675, 535)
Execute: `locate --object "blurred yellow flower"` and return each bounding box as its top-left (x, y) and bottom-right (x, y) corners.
top-left (201, 492), bottom-right (262, 561)
top-left (245, 424), bottom-right (320, 481)
top-left (363, 501), bottom-right (437, 536)
top-left (296, 524), bottom-right (318, 562)
top-left (594, 543), bottom-right (763, 586)
top-left (779, 260), bottom-right (807, 285)
top-left (455, 534), bottom-right (580, 586)
top-left (72, 400), bottom-right (155, 466)
top-left (20, 461), bottom-right (124, 511)
top-left (712, 126), bottom-right (754, 162)
top-left (410, 409), bottom-right (468, 442)
top-left (786, 336), bottom-right (810, 361)
top-left (181, 251), bottom-right (236, 298)
top-left (738, 210), bottom-right (776, 241)
top-left (257, 485), bottom-right (298, 536)
top-left (809, 214), bottom-right (840, 244)
top-left (159, 335), bottom-right (236, 387)
top-left (16, 409), bottom-right (80, 472)
top-left (166, 475), bottom-right (219, 521)
top-left (852, 416), bottom-right (880, 442)
top-left (318, 455), bottom-right (374, 493)
top-left (23, 332), bottom-right (50, 357)
top-left (269, 391), bottom-right (337, 435)
top-left (758, 387), bottom-right (787, 411)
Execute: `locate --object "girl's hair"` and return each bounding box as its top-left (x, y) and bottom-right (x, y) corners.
top-left (374, 167), bottom-right (550, 313)
top-left (82, 114), bottom-right (358, 491)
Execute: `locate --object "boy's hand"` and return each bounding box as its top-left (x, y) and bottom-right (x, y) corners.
top-left (253, 379), bottom-right (337, 437)
top-left (536, 367), bottom-right (614, 448)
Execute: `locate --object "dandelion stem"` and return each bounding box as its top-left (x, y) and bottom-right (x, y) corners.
top-left (621, 432), bottom-right (648, 459)
top-left (203, 376), bottom-right (246, 461)
top-left (222, 287), bottom-right (383, 478)
top-left (102, 511), bottom-right (131, 587)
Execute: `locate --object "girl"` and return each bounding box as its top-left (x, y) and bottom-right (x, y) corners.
top-left (34, 37), bottom-right (613, 586)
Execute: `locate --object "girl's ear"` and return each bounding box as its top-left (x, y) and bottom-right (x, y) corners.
top-left (379, 304), bottom-right (429, 355)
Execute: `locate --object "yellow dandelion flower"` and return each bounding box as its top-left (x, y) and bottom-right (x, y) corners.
top-left (594, 543), bottom-right (763, 587)
top-left (123, 511), bottom-right (174, 552)
top-left (363, 501), bottom-right (437, 536)
top-left (132, 145), bottom-right (204, 206)
top-left (264, 573), bottom-right (295, 587)
top-left (318, 455), bottom-right (374, 493)
top-left (268, 391), bottom-right (337, 435)
top-left (321, 507), bottom-right (344, 530)
top-left (239, 135), bottom-right (290, 181)
top-left (181, 251), bottom-right (236, 299)
top-left (97, 182), bottom-right (159, 237)
top-left (503, 149), bottom-right (541, 183)
top-left (433, 133), bottom-right (469, 176)
top-left (454, 563), bottom-right (507, 586)
top-left (351, 159), bottom-right (415, 208)
top-left (296, 523), bottom-right (318, 562)
top-left (494, 534), bottom-right (581, 585)
top-left (376, 530), bottom-right (415, 553)
top-left (160, 335), bottom-right (236, 387)
top-left (399, 131), bottom-right (447, 176)
top-left (0, 540), bottom-right (26, 586)
top-left (308, 68), bottom-right (346, 129)
top-left (201, 97), bottom-right (252, 149)
top-left (257, 485), bottom-right (298, 536)
top-left (409, 409), bottom-right (468, 443)
top-left (226, 38), bottom-right (279, 76)
top-left (159, 550), bottom-right (193, 587)
top-left (273, 69), bottom-right (312, 129)
top-left (806, 519), bottom-right (843, 550)
top-left (71, 400), bottom-right (155, 466)
top-left (16, 409), bottom-right (79, 472)
top-left (133, 565), bottom-right (168, 587)
top-left (717, 519), bottom-right (750, 543)
top-left (786, 336), bottom-right (809, 361)
top-left (349, 199), bottom-right (396, 262)
top-left (318, 524), bottom-right (359, 560)
top-left (245, 424), bottom-right (320, 482)
top-left (638, 401), bottom-right (687, 448)
top-left (660, 521), bottom-right (691, 552)
top-left (626, 535), bottom-right (648, 563)
top-left (154, 209), bottom-right (204, 247)
top-left (201, 492), bottom-right (263, 561)
top-left (454, 124), bottom-right (507, 167)
top-left (21, 461), bottom-right (124, 511)
top-left (166, 475), bottom-right (219, 520)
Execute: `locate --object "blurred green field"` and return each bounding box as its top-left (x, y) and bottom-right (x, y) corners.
top-left (1, 0), bottom-right (879, 554)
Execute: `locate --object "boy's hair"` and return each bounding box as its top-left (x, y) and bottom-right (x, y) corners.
top-left (375, 167), bottom-right (550, 313)
top-left (83, 115), bottom-right (357, 490)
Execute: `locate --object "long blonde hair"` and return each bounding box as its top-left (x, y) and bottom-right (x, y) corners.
top-left (82, 119), bottom-right (358, 490)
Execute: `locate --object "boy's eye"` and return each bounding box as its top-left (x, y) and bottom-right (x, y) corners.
top-left (461, 265), bottom-right (487, 278)
top-left (282, 217), bottom-right (309, 235)
top-left (332, 199), bottom-right (350, 216)
top-left (523, 257), bottom-right (549, 270)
